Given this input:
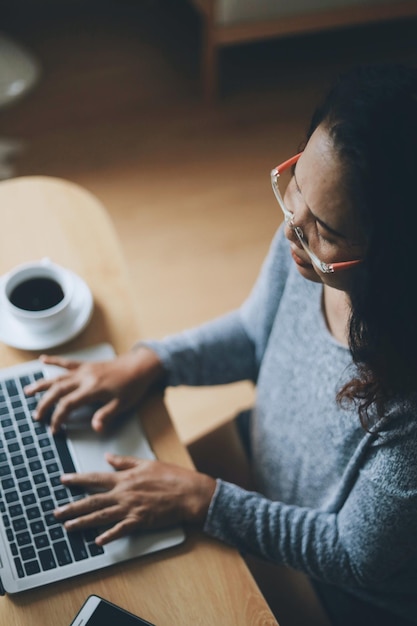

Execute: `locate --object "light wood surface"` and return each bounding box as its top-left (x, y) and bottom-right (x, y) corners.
top-left (0, 176), bottom-right (278, 625)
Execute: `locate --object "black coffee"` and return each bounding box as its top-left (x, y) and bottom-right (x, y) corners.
top-left (9, 277), bottom-right (65, 312)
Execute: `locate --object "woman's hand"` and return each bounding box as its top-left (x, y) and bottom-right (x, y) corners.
top-left (54, 454), bottom-right (217, 545)
top-left (24, 346), bottom-right (165, 434)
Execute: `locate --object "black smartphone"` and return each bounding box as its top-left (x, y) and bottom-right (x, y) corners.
top-left (70, 595), bottom-right (156, 626)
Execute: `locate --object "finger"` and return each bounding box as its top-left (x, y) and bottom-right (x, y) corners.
top-left (54, 492), bottom-right (116, 521)
top-left (49, 385), bottom-right (99, 434)
top-left (60, 470), bottom-right (117, 491)
top-left (91, 398), bottom-right (120, 432)
top-left (95, 517), bottom-right (140, 546)
top-left (39, 355), bottom-right (82, 370)
top-left (62, 504), bottom-right (122, 531)
top-left (105, 453), bottom-right (141, 471)
top-left (24, 358), bottom-right (81, 396)
top-left (32, 379), bottom-right (78, 423)
top-left (24, 377), bottom-right (55, 396)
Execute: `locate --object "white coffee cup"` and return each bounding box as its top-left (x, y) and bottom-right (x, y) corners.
top-left (1, 258), bottom-right (75, 334)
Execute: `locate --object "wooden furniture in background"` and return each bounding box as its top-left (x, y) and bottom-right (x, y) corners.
top-left (0, 176), bottom-right (277, 625)
top-left (187, 0), bottom-right (417, 100)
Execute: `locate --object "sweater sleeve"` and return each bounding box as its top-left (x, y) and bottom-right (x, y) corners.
top-left (204, 427), bottom-right (417, 592)
top-left (142, 225), bottom-right (291, 387)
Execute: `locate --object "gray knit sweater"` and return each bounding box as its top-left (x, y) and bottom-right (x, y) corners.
top-left (145, 226), bottom-right (417, 621)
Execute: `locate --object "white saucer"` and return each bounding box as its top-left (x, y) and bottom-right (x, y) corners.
top-left (0, 272), bottom-right (94, 351)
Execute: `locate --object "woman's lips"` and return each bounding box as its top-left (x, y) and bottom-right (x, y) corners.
top-left (290, 247), bottom-right (311, 268)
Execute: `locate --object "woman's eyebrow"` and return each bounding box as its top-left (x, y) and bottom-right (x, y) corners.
top-left (293, 168), bottom-right (348, 240)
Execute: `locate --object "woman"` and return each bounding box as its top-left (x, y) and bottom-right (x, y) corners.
top-left (26, 64), bottom-right (417, 625)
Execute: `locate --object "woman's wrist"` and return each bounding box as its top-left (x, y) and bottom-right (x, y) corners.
top-left (130, 344), bottom-right (167, 391)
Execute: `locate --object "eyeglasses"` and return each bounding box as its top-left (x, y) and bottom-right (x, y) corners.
top-left (271, 153), bottom-right (362, 274)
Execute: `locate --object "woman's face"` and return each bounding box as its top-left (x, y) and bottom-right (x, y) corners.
top-left (283, 124), bottom-right (367, 290)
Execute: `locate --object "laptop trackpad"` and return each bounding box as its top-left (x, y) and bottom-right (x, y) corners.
top-left (65, 409), bottom-right (155, 475)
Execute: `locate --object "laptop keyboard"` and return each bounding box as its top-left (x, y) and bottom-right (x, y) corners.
top-left (0, 370), bottom-right (105, 579)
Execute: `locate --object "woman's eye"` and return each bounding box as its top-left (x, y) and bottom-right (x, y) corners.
top-left (316, 225), bottom-right (335, 245)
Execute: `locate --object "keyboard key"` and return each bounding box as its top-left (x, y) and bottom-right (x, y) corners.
top-left (21, 545), bottom-right (36, 561)
top-left (49, 526), bottom-right (64, 541)
top-left (88, 543), bottom-right (104, 557)
top-left (37, 486), bottom-right (50, 499)
top-left (33, 472), bottom-right (47, 485)
top-left (23, 493), bottom-right (36, 506)
top-left (16, 531), bottom-right (31, 547)
top-left (5, 491), bottom-right (19, 504)
top-left (12, 517), bottom-right (28, 532)
top-left (34, 423), bottom-right (47, 436)
top-left (15, 467), bottom-right (28, 479)
top-left (84, 528), bottom-right (100, 542)
top-left (18, 480), bottom-right (32, 493)
top-left (2, 477), bottom-right (15, 490)
top-left (35, 534), bottom-right (50, 549)
top-left (29, 460), bottom-right (42, 472)
top-left (50, 476), bottom-right (62, 488)
top-left (14, 557), bottom-right (25, 578)
top-left (54, 433), bottom-right (76, 474)
top-left (30, 520), bottom-right (45, 535)
top-left (8, 504), bottom-right (23, 517)
top-left (41, 499), bottom-right (55, 513)
top-left (53, 540), bottom-right (73, 566)
top-left (54, 487), bottom-right (70, 502)
top-left (0, 464), bottom-right (12, 477)
top-left (45, 513), bottom-right (58, 527)
top-left (24, 560), bottom-right (41, 576)
top-left (26, 506), bottom-right (41, 520)
top-left (5, 379), bottom-right (18, 396)
top-left (67, 532), bottom-right (88, 561)
top-left (39, 548), bottom-right (57, 571)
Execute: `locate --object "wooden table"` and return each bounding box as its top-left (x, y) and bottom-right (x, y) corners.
top-left (0, 176), bottom-right (277, 625)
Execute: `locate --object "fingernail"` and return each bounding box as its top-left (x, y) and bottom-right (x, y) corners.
top-left (61, 473), bottom-right (75, 482)
top-left (32, 411), bottom-right (38, 420)
top-left (65, 520), bottom-right (76, 529)
top-left (54, 505), bottom-right (67, 515)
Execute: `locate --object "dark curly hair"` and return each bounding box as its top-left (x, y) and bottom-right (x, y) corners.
top-left (307, 64), bottom-right (417, 430)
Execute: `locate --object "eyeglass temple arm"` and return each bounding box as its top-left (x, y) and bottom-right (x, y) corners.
top-left (331, 258), bottom-right (362, 271)
top-left (275, 153), bottom-right (303, 173)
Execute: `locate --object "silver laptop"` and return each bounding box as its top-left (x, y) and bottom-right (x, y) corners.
top-left (0, 343), bottom-right (185, 594)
